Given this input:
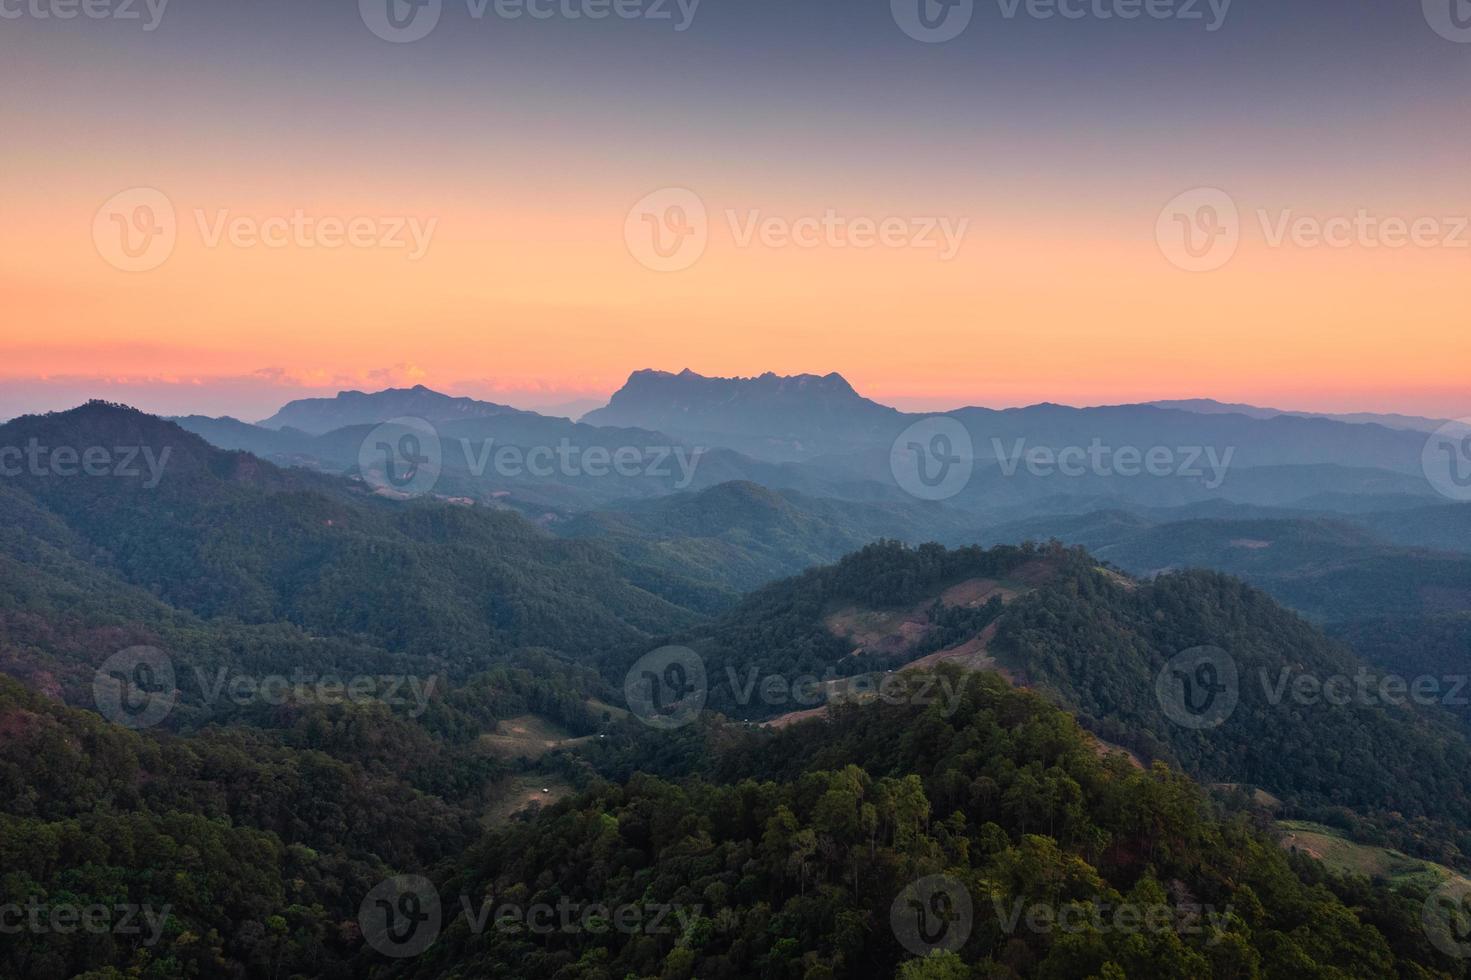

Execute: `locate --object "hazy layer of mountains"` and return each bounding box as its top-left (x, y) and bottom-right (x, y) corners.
top-left (163, 371), bottom-right (1452, 524)
top-left (5, 396), bottom-right (1471, 977)
top-left (153, 371), bottom-right (1471, 633)
top-left (975, 506), bottom-right (1471, 622)
top-left (257, 384), bottom-right (545, 433)
top-left (578, 370), bottom-right (1440, 473)
top-left (1147, 397), bottom-right (1452, 433)
top-left (14, 372), bottom-right (1461, 647)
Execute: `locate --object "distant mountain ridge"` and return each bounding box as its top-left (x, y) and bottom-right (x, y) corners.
top-left (258, 384), bottom-right (539, 434)
top-left (582, 370), bottom-right (1439, 478)
top-left (975, 507), bottom-right (1471, 622)
top-left (161, 373), bottom-right (1453, 520)
top-left (1147, 397), bottom-right (1451, 433)
top-left (558, 480), bottom-right (973, 599)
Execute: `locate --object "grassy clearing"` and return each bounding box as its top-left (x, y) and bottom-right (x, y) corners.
top-left (478, 713), bottom-right (595, 761)
top-left (1276, 820), bottom-right (1464, 890)
top-left (586, 698), bottom-right (630, 723)
top-left (485, 774), bottom-right (574, 825)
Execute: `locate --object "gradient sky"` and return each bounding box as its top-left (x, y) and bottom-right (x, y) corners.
top-left (3, 0), bottom-right (1469, 421)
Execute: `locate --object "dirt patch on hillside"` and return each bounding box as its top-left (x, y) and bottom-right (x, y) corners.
top-left (825, 573), bottom-right (1041, 658)
top-left (939, 578), bottom-right (1018, 608)
top-left (824, 605), bottom-right (933, 657)
top-left (779, 565), bottom-right (1064, 727)
top-left (1087, 733), bottom-right (1145, 770)
top-left (1213, 784), bottom-right (1283, 809)
top-left (1280, 830), bottom-right (1328, 861)
top-left (1096, 568), bottom-right (1138, 591)
top-left (486, 775), bottom-right (573, 824)
top-left (757, 622), bottom-right (1026, 732)
top-left (762, 705), bottom-right (831, 730)
top-left (479, 714), bottom-right (594, 761)
top-left (903, 622), bottom-right (1001, 673)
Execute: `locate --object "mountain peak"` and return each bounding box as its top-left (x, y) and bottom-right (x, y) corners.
top-left (14, 399), bottom-right (183, 433)
top-left (613, 368), bottom-right (862, 401)
top-left (582, 369), bottom-right (899, 462)
top-left (0, 401), bottom-right (289, 489)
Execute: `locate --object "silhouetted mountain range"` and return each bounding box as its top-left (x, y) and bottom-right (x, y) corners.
top-left (1148, 397), bottom-right (1451, 433)
top-left (258, 384), bottom-right (541, 433)
top-left (160, 372), bottom-right (1456, 529)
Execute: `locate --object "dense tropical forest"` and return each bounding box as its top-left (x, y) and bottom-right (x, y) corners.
top-left (8, 663), bottom-right (1471, 978)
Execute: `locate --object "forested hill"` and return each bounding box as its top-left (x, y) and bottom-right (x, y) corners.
top-left (0, 658), bottom-right (617, 979)
top-left (10, 656), bottom-right (1463, 977)
top-left (643, 540), bottom-right (1471, 867)
top-left (0, 402), bottom-right (710, 679)
top-left (613, 540), bottom-right (1060, 719)
top-left (557, 481), bottom-right (973, 600)
top-left (384, 668), bottom-right (1460, 979)
top-left (989, 564), bottom-right (1471, 866)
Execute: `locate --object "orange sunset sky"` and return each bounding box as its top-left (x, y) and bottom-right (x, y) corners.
top-left (3, 0), bottom-right (1469, 422)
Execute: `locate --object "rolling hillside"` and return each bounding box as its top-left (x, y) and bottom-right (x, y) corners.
top-left (637, 541), bottom-right (1471, 867)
